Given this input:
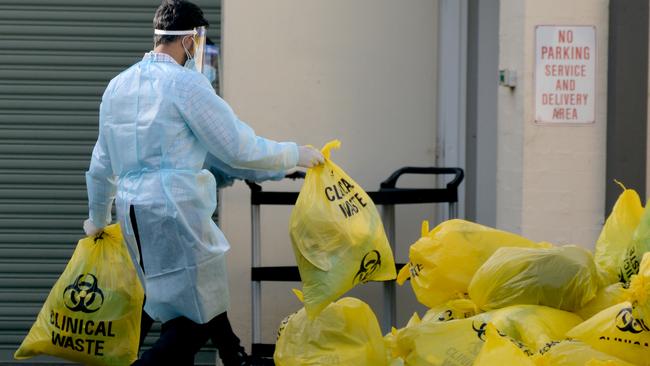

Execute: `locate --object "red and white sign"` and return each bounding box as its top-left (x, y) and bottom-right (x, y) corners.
top-left (535, 26), bottom-right (596, 124)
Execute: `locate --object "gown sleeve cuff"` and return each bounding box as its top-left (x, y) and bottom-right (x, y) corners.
top-left (283, 142), bottom-right (299, 168)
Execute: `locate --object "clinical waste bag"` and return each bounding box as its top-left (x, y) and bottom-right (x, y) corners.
top-left (389, 310), bottom-right (491, 365)
top-left (567, 252), bottom-right (650, 366)
top-left (15, 224), bottom-right (144, 366)
top-left (626, 202), bottom-right (650, 280)
top-left (538, 341), bottom-right (636, 366)
top-left (390, 304), bottom-right (582, 365)
top-left (396, 220), bottom-right (544, 308)
top-left (385, 301), bottom-right (478, 361)
top-left (472, 323), bottom-right (536, 366)
top-left (486, 305), bottom-right (583, 353)
top-left (473, 323), bottom-right (634, 366)
top-left (595, 182), bottom-right (645, 284)
top-left (274, 296), bottom-right (388, 366)
top-left (421, 298), bottom-right (479, 323)
top-left (289, 140), bottom-right (396, 317)
top-left (384, 312), bottom-right (423, 361)
top-left (468, 245), bottom-right (600, 312)
top-left (576, 282), bottom-right (628, 320)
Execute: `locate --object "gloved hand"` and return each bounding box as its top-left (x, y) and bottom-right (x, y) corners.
top-left (83, 219), bottom-right (104, 237)
top-left (297, 145), bottom-right (325, 168)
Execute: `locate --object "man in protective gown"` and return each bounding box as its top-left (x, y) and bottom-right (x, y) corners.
top-left (83, 1), bottom-right (324, 365)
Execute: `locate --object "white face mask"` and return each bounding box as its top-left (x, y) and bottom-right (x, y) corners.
top-left (184, 57), bottom-right (197, 71)
top-left (184, 60), bottom-right (215, 85)
top-left (182, 37), bottom-right (196, 68)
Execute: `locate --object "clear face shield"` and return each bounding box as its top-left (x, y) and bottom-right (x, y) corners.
top-left (154, 26), bottom-right (207, 73)
top-left (203, 43), bottom-right (220, 91)
top-left (191, 26), bottom-right (207, 73)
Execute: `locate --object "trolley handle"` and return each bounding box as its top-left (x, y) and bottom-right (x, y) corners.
top-left (245, 170), bottom-right (306, 192)
top-left (285, 170), bottom-right (306, 180)
top-left (379, 167), bottom-right (464, 190)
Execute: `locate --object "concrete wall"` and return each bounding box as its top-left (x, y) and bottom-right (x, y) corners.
top-left (221, 0), bottom-right (439, 346)
top-left (498, 0), bottom-right (609, 246)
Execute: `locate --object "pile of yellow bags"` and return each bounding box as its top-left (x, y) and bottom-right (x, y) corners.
top-left (278, 162), bottom-right (650, 366)
top-left (387, 304), bottom-right (584, 365)
top-left (395, 219), bottom-right (544, 308)
top-left (389, 183), bottom-right (650, 366)
top-left (474, 323), bottom-right (636, 366)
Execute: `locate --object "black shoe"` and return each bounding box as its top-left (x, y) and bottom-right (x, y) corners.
top-left (221, 349), bottom-right (250, 366)
top-left (245, 354), bottom-right (275, 366)
top-left (223, 352), bottom-right (276, 366)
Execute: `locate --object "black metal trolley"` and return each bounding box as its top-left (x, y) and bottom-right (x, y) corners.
top-left (245, 167), bottom-right (464, 361)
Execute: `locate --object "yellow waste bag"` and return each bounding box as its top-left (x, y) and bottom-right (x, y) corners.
top-left (468, 245), bottom-right (600, 312)
top-left (539, 341), bottom-right (636, 366)
top-left (595, 182), bottom-right (645, 284)
top-left (587, 361), bottom-right (635, 366)
top-left (384, 312), bottom-right (422, 360)
top-left (392, 312), bottom-right (490, 365)
top-left (14, 224), bottom-right (144, 366)
top-left (576, 282), bottom-right (627, 320)
top-left (627, 252), bottom-right (650, 321)
top-left (568, 303), bottom-right (650, 366)
top-left (473, 324), bottom-right (634, 366)
top-left (421, 299), bottom-right (479, 323)
top-left (396, 220), bottom-right (544, 309)
top-left (386, 302), bottom-right (479, 362)
top-left (568, 253), bottom-right (650, 366)
top-left (274, 297), bottom-right (388, 366)
top-left (628, 205), bottom-right (650, 281)
top-left (472, 323), bottom-right (536, 366)
top-left (289, 140), bottom-right (396, 317)
top-left (392, 305), bottom-right (582, 365)
top-left (487, 305), bottom-right (583, 352)
top-left (386, 301), bottom-right (479, 360)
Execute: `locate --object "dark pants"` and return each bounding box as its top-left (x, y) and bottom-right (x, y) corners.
top-left (129, 206), bottom-right (246, 366)
top-left (134, 311), bottom-right (245, 366)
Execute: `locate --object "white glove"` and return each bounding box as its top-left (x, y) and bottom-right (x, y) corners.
top-left (83, 219), bottom-right (103, 237)
top-left (297, 145), bottom-right (325, 168)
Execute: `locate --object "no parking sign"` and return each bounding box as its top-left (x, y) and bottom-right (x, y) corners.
top-left (535, 25), bottom-right (596, 124)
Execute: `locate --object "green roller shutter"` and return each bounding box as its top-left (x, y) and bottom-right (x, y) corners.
top-left (0, 0), bottom-right (221, 364)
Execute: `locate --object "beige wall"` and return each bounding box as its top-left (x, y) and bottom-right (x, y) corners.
top-left (220, 0), bottom-right (439, 346)
top-left (498, 0), bottom-right (609, 246)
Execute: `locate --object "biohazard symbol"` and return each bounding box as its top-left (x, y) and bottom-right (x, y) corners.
top-left (437, 309), bottom-right (454, 322)
top-left (616, 307), bottom-right (650, 334)
top-left (353, 250), bottom-right (381, 284)
top-left (63, 274), bottom-right (104, 313)
top-left (472, 321), bottom-right (488, 341)
top-left (93, 231), bottom-right (105, 244)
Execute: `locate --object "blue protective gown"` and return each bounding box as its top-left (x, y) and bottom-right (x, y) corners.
top-left (85, 52), bottom-right (298, 324)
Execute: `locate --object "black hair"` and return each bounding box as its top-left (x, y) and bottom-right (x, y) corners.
top-left (153, 0), bottom-right (209, 46)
